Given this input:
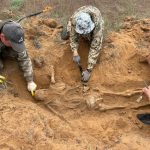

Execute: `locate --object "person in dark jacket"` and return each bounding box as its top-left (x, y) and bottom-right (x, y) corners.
top-left (0, 20), bottom-right (37, 94)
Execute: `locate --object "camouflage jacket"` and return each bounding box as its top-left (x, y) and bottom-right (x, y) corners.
top-left (67, 6), bottom-right (104, 70)
top-left (0, 20), bottom-right (33, 82)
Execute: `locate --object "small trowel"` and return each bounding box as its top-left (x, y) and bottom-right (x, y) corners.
top-left (136, 81), bottom-right (149, 103)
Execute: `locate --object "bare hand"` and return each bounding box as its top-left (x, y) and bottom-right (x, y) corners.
top-left (147, 55), bottom-right (150, 65)
top-left (142, 86), bottom-right (150, 102)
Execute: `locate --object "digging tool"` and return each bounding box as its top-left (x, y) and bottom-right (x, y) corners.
top-left (0, 75), bottom-right (6, 84)
top-left (137, 113), bottom-right (150, 125)
top-left (17, 6), bottom-right (52, 23)
top-left (136, 80), bottom-right (149, 103)
top-left (0, 75), bottom-right (6, 81)
top-left (136, 94), bottom-right (144, 103)
top-left (77, 62), bottom-right (83, 74)
top-left (31, 90), bottom-right (35, 97)
top-left (0, 75), bottom-right (6, 80)
top-left (0, 75), bottom-right (8, 89)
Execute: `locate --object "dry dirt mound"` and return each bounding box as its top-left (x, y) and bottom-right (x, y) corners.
top-left (0, 17), bottom-right (150, 149)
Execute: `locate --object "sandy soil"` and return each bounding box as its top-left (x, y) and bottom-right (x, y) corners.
top-left (0, 17), bottom-right (150, 150)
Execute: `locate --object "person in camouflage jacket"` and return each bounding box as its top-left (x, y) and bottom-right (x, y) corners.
top-left (0, 20), bottom-right (37, 93)
top-left (64, 6), bottom-right (104, 82)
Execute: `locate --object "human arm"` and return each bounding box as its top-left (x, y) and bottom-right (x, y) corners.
top-left (68, 21), bottom-right (80, 63)
top-left (17, 49), bottom-right (37, 92)
top-left (87, 26), bottom-right (103, 71)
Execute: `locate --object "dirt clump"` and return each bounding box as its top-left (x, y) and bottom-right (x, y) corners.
top-left (40, 19), bottom-right (58, 28)
top-left (33, 56), bottom-right (45, 68)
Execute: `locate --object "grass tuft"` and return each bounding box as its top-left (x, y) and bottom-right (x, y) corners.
top-left (10, 0), bottom-right (24, 11)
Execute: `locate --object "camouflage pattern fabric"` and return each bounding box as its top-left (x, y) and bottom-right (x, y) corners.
top-left (67, 5), bottom-right (104, 70)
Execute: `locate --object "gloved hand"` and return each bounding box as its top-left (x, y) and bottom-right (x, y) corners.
top-left (27, 81), bottom-right (37, 96)
top-left (73, 55), bottom-right (81, 64)
top-left (82, 70), bottom-right (91, 82)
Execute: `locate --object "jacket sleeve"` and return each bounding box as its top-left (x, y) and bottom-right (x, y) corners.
top-left (17, 49), bottom-right (33, 82)
top-left (87, 20), bottom-right (104, 71)
top-left (67, 21), bottom-right (79, 52)
top-left (0, 43), bottom-right (3, 53)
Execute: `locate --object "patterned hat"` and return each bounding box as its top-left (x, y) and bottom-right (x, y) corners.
top-left (75, 12), bottom-right (95, 34)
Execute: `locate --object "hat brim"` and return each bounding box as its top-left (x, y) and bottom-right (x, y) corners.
top-left (75, 22), bottom-right (95, 35)
top-left (10, 41), bottom-right (26, 53)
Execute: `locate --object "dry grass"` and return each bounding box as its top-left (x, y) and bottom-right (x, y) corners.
top-left (0, 0), bottom-right (150, 34)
